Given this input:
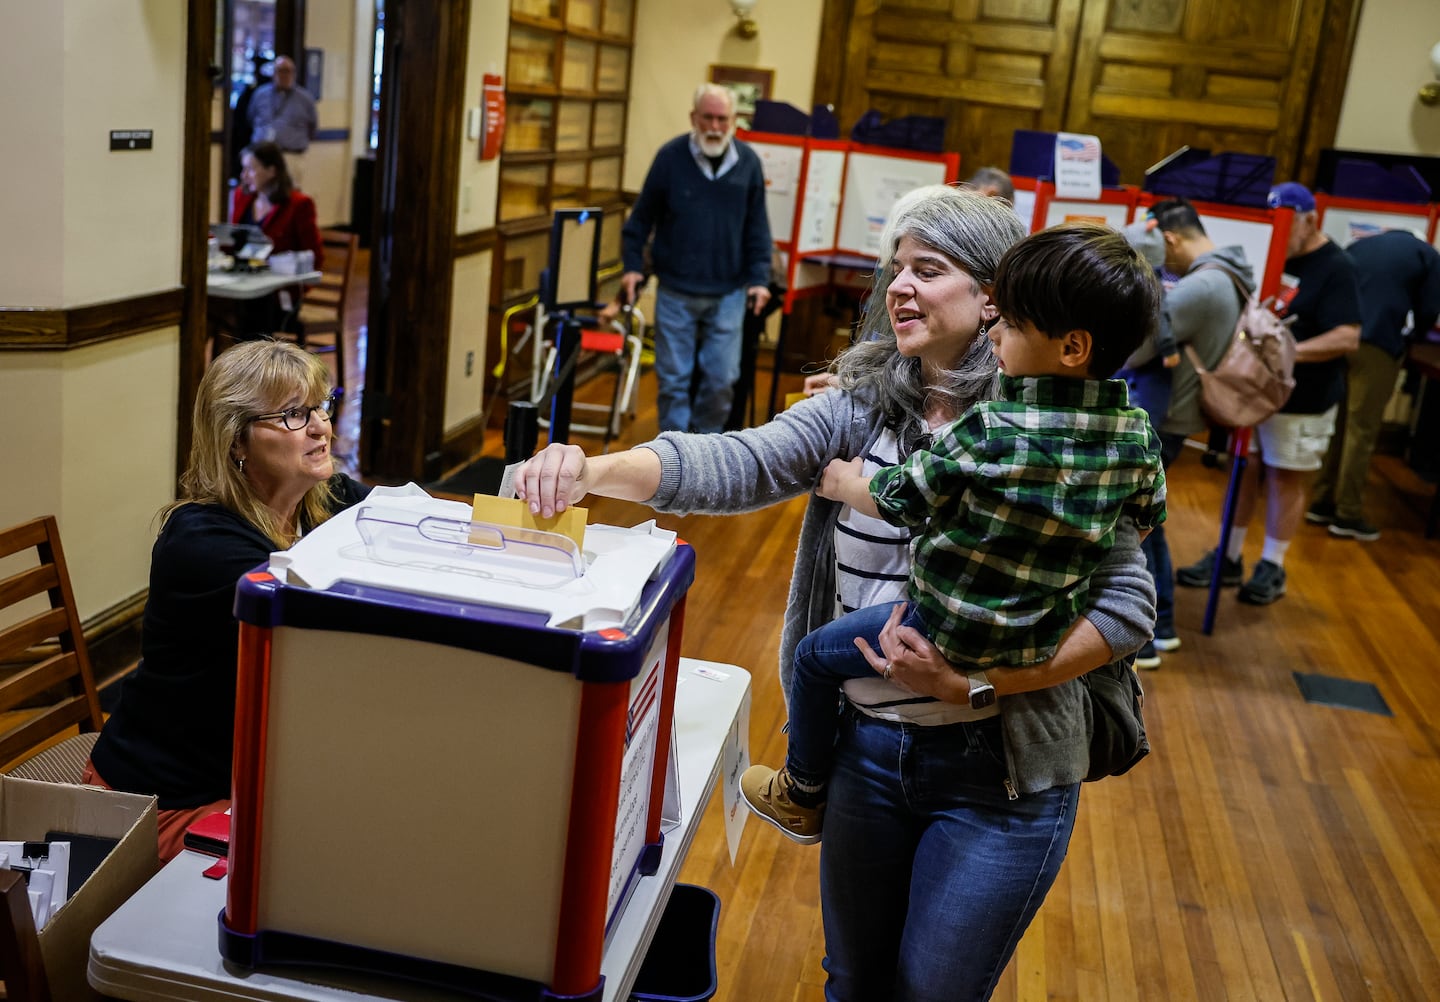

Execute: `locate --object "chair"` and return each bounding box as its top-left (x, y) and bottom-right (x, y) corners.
top-left (0, 516), bottom-right (104, 783)
top-left (286, 228), bottom-right (359, 412)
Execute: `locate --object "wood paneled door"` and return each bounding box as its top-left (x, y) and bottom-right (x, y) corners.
top-left (816, 0), bottom-right (1360, 185)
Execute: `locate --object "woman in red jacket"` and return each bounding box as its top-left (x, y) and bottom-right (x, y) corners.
top-left (231, 141), bottom-right (323, 267)
top-left (214, 141), bottom-right (325, 344)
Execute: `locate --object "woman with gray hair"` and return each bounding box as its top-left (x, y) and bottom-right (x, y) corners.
top-left (86, 340), bottom-right (369, 861)
top-left (516, 186), bottom-right (1154, 999)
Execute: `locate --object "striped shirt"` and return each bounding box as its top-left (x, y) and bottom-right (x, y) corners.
top-left (870, 374), bottom-right (1165, 669)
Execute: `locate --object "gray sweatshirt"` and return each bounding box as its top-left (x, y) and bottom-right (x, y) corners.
top-left (640, 386), bottom-right (1156, 795)
top-left (1163, 246), bottom-right (1256, 437)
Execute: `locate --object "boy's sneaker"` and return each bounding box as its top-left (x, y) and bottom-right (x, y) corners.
top-left (1238, 559), bottom-right (1287, 605)
top-left (1176, 550), bottom-right (1243, 588)
top-left (740, 766), bottom-right (824, 845)
top-left (1328, 517), bottom-right (1380, 541)
top-left (1134, 642), bottom-right (1161, 670)
top-left (1152, 631), bottom-right (1181, 653)
top-left (1304, 500), bottom-right (1336, 526)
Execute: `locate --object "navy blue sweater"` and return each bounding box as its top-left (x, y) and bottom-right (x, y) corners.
top-left (623, 135), bottom-right (771, 296)
top-left (1346, 230), bottom-right (1440, 358)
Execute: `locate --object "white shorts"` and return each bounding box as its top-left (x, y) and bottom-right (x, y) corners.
top-left (1251, 406), bottom-right (1337, 472)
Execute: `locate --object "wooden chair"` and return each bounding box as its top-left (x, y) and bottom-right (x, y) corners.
top-left (285, 228), bottom-right (359, 413)
top-left (0, 516), bottom-right (104, 783)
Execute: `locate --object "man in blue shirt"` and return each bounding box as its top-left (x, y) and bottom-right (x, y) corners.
top-left (622, 84), bottom-right (772, 433)
top-left (247, 56), bottom-right (317, 183)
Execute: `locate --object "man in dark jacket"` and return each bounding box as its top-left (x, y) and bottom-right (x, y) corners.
top-left (622, 84), bottom-right (772, 433)
top-left (1307, 229), bottom-right (1440, 540)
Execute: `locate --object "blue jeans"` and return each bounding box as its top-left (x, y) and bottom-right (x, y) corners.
top-left (653, 285), bottom-right (746, 433)
top-left (789, 602), bottom-right (924, 790)
top-left (820, 706), bottom-right (1078, 1001)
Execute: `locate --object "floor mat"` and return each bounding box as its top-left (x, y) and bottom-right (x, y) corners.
top-left (424, 456), bottom-right (507, 499)
top-left (1292, 672), bottom-right (1393, 716)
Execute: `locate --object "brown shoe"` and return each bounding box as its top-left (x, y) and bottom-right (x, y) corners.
top-left (740, 765), bottom-right (824, 844)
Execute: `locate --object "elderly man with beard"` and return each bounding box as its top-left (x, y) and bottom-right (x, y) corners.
top-left (622, 84), bottom-right (772, 433)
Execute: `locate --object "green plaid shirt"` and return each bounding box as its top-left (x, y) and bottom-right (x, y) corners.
top-left (870, 374), bottom-right (1166, 669)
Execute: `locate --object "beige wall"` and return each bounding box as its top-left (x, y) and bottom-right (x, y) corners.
top-left (1335, 0), bottom-right (1440, 156)
top-left (0, 332), bottom-right (180, 622)
top-left (302, 0), bottom-right (359, 226)
top-left (0, 1), bottom-right (186, 622)
top-left (0, 1), bottom-right (185, 307)
top-left (625, 0), bottom-right (824, 192)
top-left (444, 0), bottom-right (508, 434)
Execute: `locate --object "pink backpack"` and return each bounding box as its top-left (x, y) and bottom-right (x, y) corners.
top-left (1183, 267), bottom-right (1298, 429)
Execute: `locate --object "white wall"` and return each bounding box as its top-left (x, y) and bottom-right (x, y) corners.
top-left (1335, 0), bottom-right (1440, 156)
top-left (625, 0), bottom-right (824, 192)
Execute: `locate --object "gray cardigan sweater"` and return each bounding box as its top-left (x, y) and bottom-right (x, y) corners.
top-left (640, 386), bottom-right (1156, 796)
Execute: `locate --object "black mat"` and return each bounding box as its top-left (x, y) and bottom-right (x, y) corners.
top-left (425, 457), bottom-right (507, 498)
top-left (1292, 672), bottom-right (1393, 716)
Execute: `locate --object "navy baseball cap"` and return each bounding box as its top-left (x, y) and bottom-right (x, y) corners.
top-left (1267, 182), bottom-right (1316, 213)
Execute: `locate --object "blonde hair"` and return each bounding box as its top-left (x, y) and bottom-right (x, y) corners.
top-left (167, 339), bottom-right (337, 547)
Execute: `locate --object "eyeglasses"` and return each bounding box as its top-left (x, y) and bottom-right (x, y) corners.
top-left (250, 392), bottom-right (337, 431)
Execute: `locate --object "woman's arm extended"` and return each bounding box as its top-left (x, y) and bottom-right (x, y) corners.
top-left (514, 443), bottom-right (662, 517)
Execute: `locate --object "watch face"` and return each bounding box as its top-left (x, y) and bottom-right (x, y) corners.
top-left (970, 684), bottom-right (997, 710)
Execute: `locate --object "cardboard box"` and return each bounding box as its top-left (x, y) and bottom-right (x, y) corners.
top-left (0, 776), bottom-right (157, 1002)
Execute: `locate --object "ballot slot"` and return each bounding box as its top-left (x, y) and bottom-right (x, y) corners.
top-left (354, 505), bottom-right (584, 588)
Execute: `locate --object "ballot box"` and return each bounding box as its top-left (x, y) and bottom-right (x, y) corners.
top-left (218, 489), bottom-right (694, 1001)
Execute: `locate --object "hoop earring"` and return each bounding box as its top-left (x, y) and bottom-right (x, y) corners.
top-left (978, 321), bottom-right (989, 338)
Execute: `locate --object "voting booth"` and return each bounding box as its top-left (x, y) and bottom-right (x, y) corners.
top-left (219, 488), bottom-right (695, 1001)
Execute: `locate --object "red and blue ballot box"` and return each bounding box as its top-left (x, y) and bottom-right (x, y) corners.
top-left (218, 490), bottom-right (694, 1001)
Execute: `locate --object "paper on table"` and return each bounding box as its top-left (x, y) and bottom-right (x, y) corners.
top-left (473, 493), bottom-right (588, 550)
top-left (720, 686), bottom-right (752, 865)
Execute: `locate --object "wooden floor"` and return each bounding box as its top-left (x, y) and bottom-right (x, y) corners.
top-left (333, 264), bottom-right (1440, 1001)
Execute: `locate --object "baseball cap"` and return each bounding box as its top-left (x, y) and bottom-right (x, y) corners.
top-left (1267, 182), bottom-right (1315, 213)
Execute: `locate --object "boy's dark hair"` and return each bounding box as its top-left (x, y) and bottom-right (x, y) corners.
top-left (1148, 196), bottom-right (1206, 238)
top-left (992, 223), bottom-right (1161, 378)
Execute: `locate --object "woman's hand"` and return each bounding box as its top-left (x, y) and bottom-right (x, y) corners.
top-left (854, 603), bottom-right (969, 703)
top-left (513, 443), bottom-right (590, 516)
top-left (803, 372), bottom-right (839, 396)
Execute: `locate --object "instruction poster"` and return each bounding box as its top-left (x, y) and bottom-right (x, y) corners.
top-left (1054, 132), bottom-right (1102, 200)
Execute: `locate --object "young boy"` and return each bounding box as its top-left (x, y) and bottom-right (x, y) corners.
top-left (741, 224), bottom-right (1167, 843)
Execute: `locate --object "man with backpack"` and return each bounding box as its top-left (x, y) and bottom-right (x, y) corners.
top-left (1131, 198), bottom-right (1255, 666)
top-left (1178, 182), bottom-right (1361, 605)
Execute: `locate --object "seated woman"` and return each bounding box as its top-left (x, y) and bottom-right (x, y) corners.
top-left (232, 141), bottom-right (323, 266)
top-left (85, 340), bottom-right (369, 861)
top-left (214, 142), bottom-right (324, 343)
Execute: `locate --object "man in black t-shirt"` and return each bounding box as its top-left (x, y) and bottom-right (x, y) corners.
top-left (1308, 230), bottom-right (1440, 540)
top-left (1177, 182), bottom-right (1361, 604)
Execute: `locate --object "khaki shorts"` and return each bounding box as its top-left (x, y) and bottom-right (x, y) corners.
top-left (1252, 406), bottom-right (1337, 472)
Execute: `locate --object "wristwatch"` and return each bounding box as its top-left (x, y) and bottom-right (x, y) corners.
top-left (967, 670), bottom-right (997, 710)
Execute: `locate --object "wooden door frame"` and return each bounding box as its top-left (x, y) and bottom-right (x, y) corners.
top-left (361, 0), bottom-right (471, 482)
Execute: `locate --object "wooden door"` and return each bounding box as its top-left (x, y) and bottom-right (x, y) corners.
top-left (1065, 0), bottom-right (1334, 182)
top-left (815, 0), bottom-right (1356, 186)
top-left (819, 0), bottom-right (1088, 176)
